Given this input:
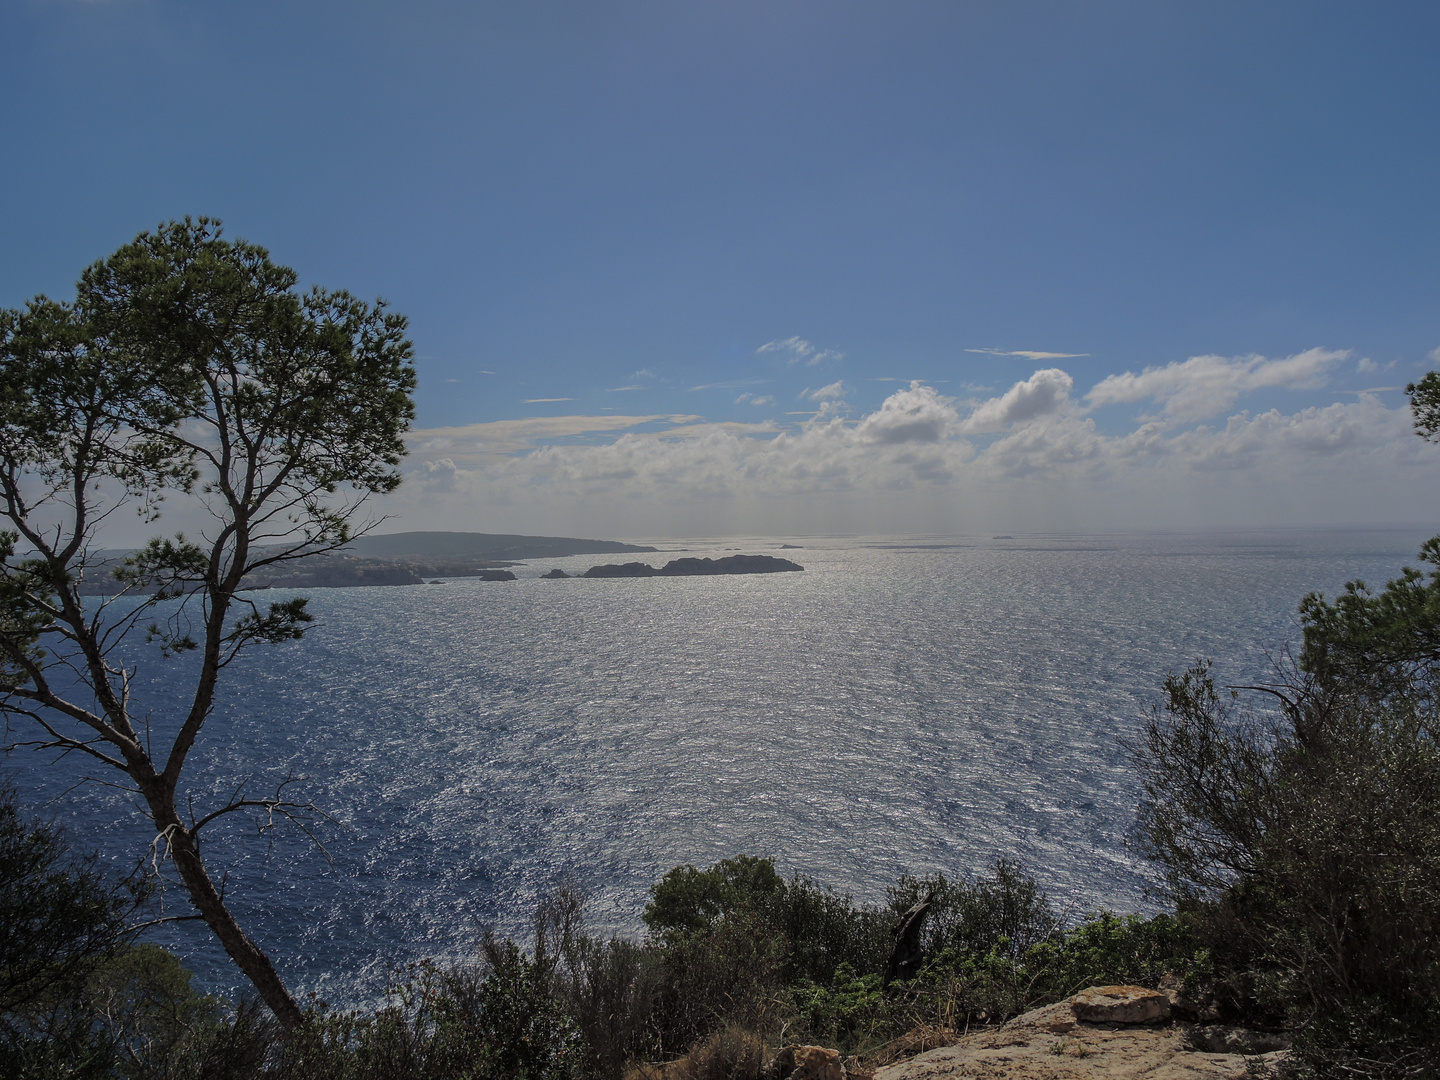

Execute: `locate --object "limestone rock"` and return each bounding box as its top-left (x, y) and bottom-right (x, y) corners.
top-left (1023, 1001), bottom-right (1079, 1033)
top-left (768, 1044), bottom-right (847, 1080)
top-left (1070, 985), bottom-right (1171, 1025)
top-left (873, 990), bottom-right (1286, 1080)
top-left (1157, 973), bottom-right (1216, 1022)
top-left (1189, 1027), bottom-right (1291, 1055)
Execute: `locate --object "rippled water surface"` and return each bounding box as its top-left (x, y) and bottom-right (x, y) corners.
top-left (10, 528), bottom-right (1432, 1002)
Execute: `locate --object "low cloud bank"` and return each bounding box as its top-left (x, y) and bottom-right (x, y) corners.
top-left (382, 351), bottom-right (1438, 536)
top-left (1087, 348), bottom-right (1348, 422)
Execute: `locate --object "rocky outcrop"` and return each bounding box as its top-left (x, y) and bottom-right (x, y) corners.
top-left (584, 561), bottom-right (660, 578)
top-left (541, 568), bottom-right (571, 578)
top-left (476, 569), bottom-right (517, 581)
top-left (767, 1045), bottom-right (847, 1080)
top-left (583, 554), bottom-right (804, 578)
top-left (660, 555), bottom-right (803, 575)
top-left (872, 987), bottom-right (1289, 1080)
top-left (1070, 986), bottom-right (1170, 1025)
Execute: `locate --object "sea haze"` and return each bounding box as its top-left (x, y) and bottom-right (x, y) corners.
top-left (9, 528), bottom-right (1433, 1005)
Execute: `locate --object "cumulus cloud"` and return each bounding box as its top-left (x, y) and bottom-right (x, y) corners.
top-left (1171, 396), bottom-right (1406, 471)
top-left (757, 336), bottom-right (844, 366)
top-left (961, 369), bottom-right (1074, 433)
top-left (420, 457), bottom-right (460, 491)
top-left (1087, 348), bottom-right (1348, 423)
top-left (855, 382), bottom-right (958, 443)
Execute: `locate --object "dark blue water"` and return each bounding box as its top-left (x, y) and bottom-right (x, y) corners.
top-left (7, 528), bottom-right (1432, 1005)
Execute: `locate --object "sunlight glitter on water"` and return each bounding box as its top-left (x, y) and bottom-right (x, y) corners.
top-left (10, 528), bottom-right (1433, 1003)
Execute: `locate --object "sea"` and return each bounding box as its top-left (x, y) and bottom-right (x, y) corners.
top-left (7, 527), bottom-right (1435, 1006)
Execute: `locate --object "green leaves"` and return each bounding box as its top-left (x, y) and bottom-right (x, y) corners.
top-left (113, 536), bottom-right (208, 600)
top-left (1406, 371), bottom-right (1440, 443)
top-left (0, 297), bottom-right (198, 508)
top-left (643, 855), bottom-right (787, 938)
top-left (0, 783), bottom-right (144, 1015)
top-left (225, 598), bottom-right (315, 650)
top-left (1299, 537), bottom-right (1440, 689)
top-left (0, 531), bottom-right (56, 682)
top-left (0, 217), bottom-right (416, 671)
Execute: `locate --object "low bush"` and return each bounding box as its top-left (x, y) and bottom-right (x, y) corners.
top-left (887, 858), bottom-right (1060, 962)
top-left (0, 853), bottom-right (1222, 1079)
top-left (0, 781), bottom-right (145, 1016)
top-left (643, 855), bottom-right (889, 987)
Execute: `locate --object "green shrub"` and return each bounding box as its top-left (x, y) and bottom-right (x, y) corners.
top-left (1280, 999), bottom-right (1440, 1080)
top-left (0, 781), bottom-right (145, 1014)
top-left (1025, 910), bottom-right (1206, 1002)
top-left (644, 855), bottom-right (887, 987)
top-left (1134, 660), bottom-right (1440, 1030)
top-left (432, 936), bottom-right (588, 1080)
top-left (783, 964), bottom-right (893, 1053)
top-left (887, 858), bottom-right (1060, 963)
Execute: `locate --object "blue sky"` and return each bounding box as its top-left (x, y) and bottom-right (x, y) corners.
top-left (4, 1), bottom-right (1440, 538)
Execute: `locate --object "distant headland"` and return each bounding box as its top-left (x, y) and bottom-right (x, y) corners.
top-left (342, 531), bottom-right (657, 561)
top-left (75, 531), bottom-right (659, 594)
top-left (581, 554), bottom-right (803, 578)
top-left (244, 531), bottom-right (659, 589)
top-left (74, 533), bottom-right (805, 593)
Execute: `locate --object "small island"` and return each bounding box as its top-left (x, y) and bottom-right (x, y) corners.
top-left (582, 554), bottom-right (803, 578)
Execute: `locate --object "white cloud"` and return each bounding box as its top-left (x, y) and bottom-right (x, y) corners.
top-left (1086, 348), bottom-right (1348, 423)
top-left (735, 392), bottom-right (777, 407)
top-left (1357, 358), bottom-right (1378, 374)
top-left (408, 414), bottom-right (703, 458)
top-left (805, 381), bottom-right (847, 401)
top-left (966, 348), bottom-right (1090, 360)
top-left (420, 458), bottom-right (460, 492)
top-left (523, 397), bottom-right (574, 403)
top-left (1170, 396), bottom-right (1406, 471)
top-left (380, 363), bottom-right (1440, 537)
top-left (855, 382), bottom-right (958, 443)
top-left (757, 336), bottom-right (844, 366)
top-left (692, 379), bottom-right (770, 391)
top-left (960, 369), bottom-right (1074, 433)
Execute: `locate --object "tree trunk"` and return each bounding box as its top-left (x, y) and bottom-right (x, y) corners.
top-left (159, 809), bottom-right (306, 1032)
